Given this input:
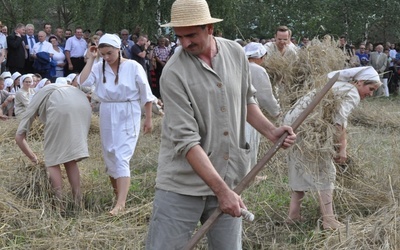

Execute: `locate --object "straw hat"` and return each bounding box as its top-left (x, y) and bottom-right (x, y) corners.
top-left (161, 0), bottom-right (223, 27)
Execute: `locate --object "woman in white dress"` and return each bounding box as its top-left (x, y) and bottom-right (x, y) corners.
top-left (49, 36), bottom-right (66, 79)
top-left (78, 33), bottom-right (155, 215)
top-left (283, 66), bottom-right (382, 229)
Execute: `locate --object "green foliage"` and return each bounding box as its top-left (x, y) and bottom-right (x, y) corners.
top-left (0, 0), bottom-right (398, 48)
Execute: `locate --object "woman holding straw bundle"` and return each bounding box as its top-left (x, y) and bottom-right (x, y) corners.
top-left (78, 33), bottom-right (155, 216)
top-left (15, 83), bottom-right (92, 207)
top-left (283, 66), bottom-right (382, 230)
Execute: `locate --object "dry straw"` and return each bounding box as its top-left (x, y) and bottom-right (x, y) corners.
top-left (1, 39), bottom-right (400, 248)
top-left (264, 37), bottom-right (345, 161)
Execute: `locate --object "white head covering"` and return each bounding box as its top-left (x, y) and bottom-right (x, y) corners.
top-left (99, 33), bottom-right (121, 49)
top-left (19, 74), bottom-right (33, 87)
top-left (327, 66), bottom-right (381, 84)
top-left (55, 77), bottom-right (68, 85)
top-left (0, 71), bottom-right (11, 79)
top-left (4, 78), bottom-right (13, 88)
top-left (11, 72), bottom-right (21, 81)
top-left (244, 42), bottom-right (267, 58)
top-left (34, 78), bottom-right (48, 92)
top-left (66, 73), bottom-right (77, 83)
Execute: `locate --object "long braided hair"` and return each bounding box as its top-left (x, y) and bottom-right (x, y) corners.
top-left (98, 44), bottom-right (121, 85)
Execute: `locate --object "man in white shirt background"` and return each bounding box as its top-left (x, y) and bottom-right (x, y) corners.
top-left (64, 27), bottom-right (87, 74)
top-left (32, 31), bottom-right (53, 78)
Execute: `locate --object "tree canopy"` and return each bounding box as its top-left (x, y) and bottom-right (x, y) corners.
top-left (0, 0), bottom-right (398, 45)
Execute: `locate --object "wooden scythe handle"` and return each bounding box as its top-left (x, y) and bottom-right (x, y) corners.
top-left (184, 72), bottom-right (340, 250)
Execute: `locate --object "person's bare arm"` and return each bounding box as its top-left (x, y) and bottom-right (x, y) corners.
top-left (65, 50), bottom-right (73, 71)
top-left (142, 101), bottom-right (153, 134)
top-left (0, 48), bottom-right (5, 64)
top-left (78, 50), bottom-right (96, 84)
top-left (334, 124), bottom-right (347, 164)
top-left (15, 133), bottom-right (38, 164)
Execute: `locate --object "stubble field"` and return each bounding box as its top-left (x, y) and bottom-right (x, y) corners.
top-left (1, 96), bottom-right (400, 249)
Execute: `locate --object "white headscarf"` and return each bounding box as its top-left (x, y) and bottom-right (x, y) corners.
top-left (66, 73), bottom-right (77, 84)
top-left (34, 78), bottom-right (48, 92)
top-left (244, 42), bottom-right (267, 58)
top-left (11, 72), bottom-right (21, 81)
top-left (19, 74), bottom-right (34, 87)
top-left (4, 78), bottom-right (13, 88)
top-left (99, 33), bottom-right (121, 49)
top-left (0, 71), bottom-right (11, 79)
top-left (55, 77), bottom-right (68, 85)
top-left (328, 66), bottom-right (381, 84)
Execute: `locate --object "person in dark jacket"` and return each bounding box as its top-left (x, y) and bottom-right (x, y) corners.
top-left (6, 23), bottom-right (26, 74)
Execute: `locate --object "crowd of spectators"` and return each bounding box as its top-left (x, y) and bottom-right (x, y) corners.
top-left (0, 21), bottom-right (169, 119)
top-left (232, 32), bottom-right (400, 97)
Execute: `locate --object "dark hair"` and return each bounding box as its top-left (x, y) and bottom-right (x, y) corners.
top-left (98, 43), bottom-right (120, 84)
top-left (276, 25), bottom-right (291, 37)
top-left (277, 25), bottom-right (289, 32)
top-left (48, 35), bottom-right (57, 42)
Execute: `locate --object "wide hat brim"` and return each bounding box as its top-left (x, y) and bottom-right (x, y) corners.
top-left (160, 0), bottom-right (223, 27)
top-left (161, 18), bottom-right (223, 27)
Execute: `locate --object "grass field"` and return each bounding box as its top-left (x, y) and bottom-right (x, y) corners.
top-left (1, 96), bottom-right (399, 249)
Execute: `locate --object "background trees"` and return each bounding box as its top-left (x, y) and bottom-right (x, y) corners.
top-left (0, 0), bottom-right (398, 46)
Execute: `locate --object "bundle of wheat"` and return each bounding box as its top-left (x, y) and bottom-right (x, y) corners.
top-left (10, 159), bottom-right (53, 208)
top-left (263, 37), bottom-right (347, 162)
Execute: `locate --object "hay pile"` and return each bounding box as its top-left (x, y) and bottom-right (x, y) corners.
top-left (1, 44), bottom-right (400, 248)
top-left (264, 37), bottom-right (345, 111)
top-left (244, 38), bottom-right (400, 249)
top-left (264, 38), bottom-right (347, 161)
top-left (0, 114), bottom-right (161, 249)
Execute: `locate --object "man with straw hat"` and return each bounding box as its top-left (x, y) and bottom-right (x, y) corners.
top-left (146, 0), bottom-right (296, 249)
